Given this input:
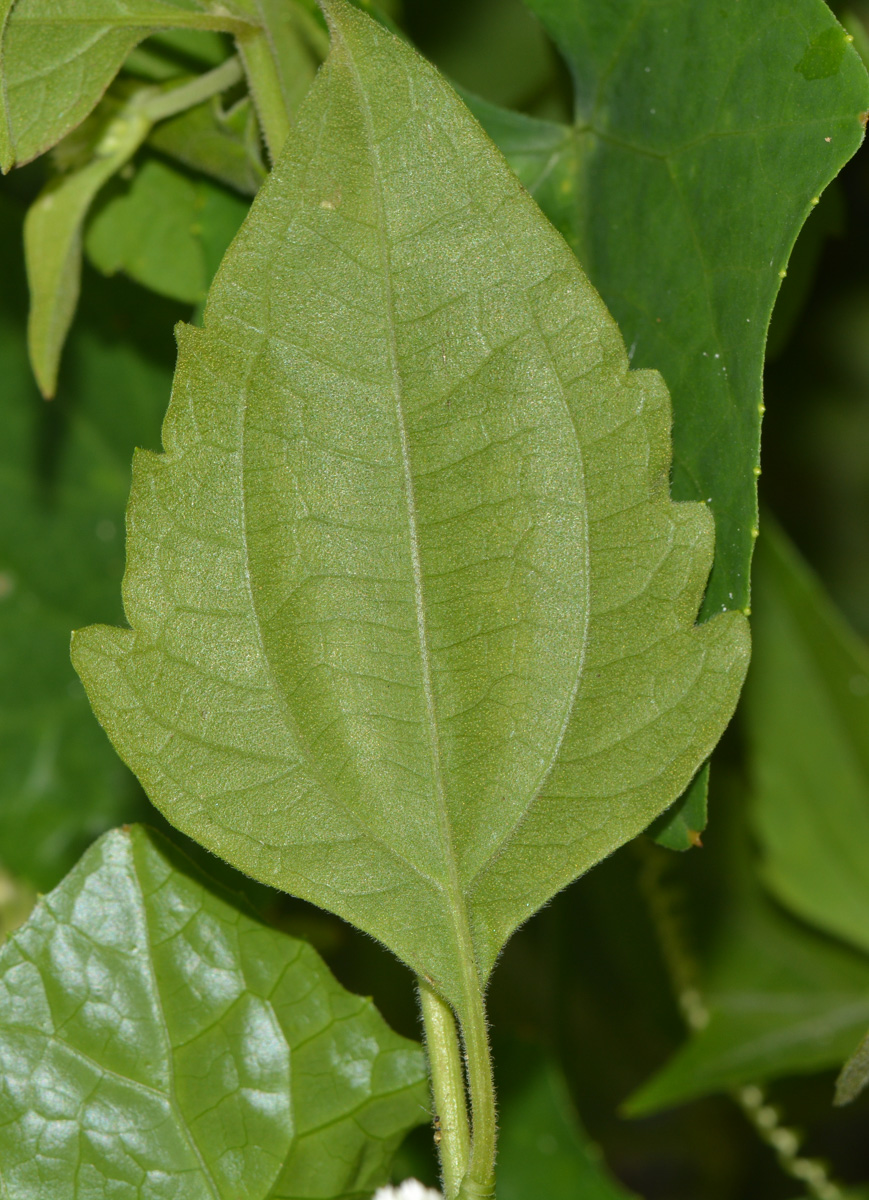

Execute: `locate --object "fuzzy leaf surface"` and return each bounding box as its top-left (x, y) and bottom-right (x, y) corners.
top-left (0, 824), bottom-right (428, 1199)
top-left (487, 0), bottom-right (869, 615)
top-left (748, 523), bottom-right (869, 957)
top-left (73, 1), bottom-right (749, 1011)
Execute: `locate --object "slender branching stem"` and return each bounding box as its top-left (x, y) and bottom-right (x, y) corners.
top-left (141, 56), bottom-right (245, 124)
top-left (236, 32), bottom-right (291, 161)
top-left (419, 979), bottom-right (471, 1199)
top-left (456, 961), bottom-right (497, 1199)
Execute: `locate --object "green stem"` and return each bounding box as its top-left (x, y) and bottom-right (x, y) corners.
top-left (236, 30), bottom-right (292, 161)
top-left (457, 974), bottom-right (497, 1200)
top-left (140, 56), bottom-right (245, 124)
top-left (419, 979), bottom-right (470, 1199)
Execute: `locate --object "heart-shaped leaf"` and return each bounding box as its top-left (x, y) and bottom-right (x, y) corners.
top-left (0, 824), bottom-right (428, 1198)
top-left (73, 1), bottom-right (749, 1017)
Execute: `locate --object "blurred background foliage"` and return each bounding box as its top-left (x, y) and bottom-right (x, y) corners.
top-left (3, 1), bottom-right (869, 1197)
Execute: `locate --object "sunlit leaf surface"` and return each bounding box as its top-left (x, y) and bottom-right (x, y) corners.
top-left (0, 825), bottom-right (428, 1199)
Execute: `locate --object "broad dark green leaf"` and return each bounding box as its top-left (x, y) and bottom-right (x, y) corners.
top-left (0, 824), bottom-right (428, 1199)
top-left (86, 156), bottom-right (249, 303)
top-left (148, 94), bottom-right (266, 194)
top-left (497, 1045), bottom-right (636, 1200)
top-left (836, 1027), bottom-right (869, 1105)
top-left (483, 0), bottom-right (869, 615)
top-left (747, 523), bottom-right (869, 958)
top-left (0, 188), bottom-right (177, 890)
top-left (73, 1), bottom-right (749, 1016)
top-left (625, 875), bottom-right (869, 1114)
top-left (25, 92), bottom-right (153, 397)
top-left (0, 0), bottom-right (253, 171)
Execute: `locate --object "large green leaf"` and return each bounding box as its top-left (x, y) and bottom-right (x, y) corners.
top-left (0, 824), bottom-right (428, 1199)
top-left (86, 155), bottom-right (249, 304)
top-left (747, 523), bottom-right (869, 958)
top-left (0, 0), bottom-right (254, 171)
top-left (0, 187), bottom-right (177, 890)
top-left (73, 0), bottom-right (749, 1015)
top-left (625, 871), bottom-right (869, 1115)
top-left (482, 0), bottom-right (869, 616)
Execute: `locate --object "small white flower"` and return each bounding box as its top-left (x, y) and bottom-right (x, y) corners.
top-left (373, 1181), bottom-right (444, 1200)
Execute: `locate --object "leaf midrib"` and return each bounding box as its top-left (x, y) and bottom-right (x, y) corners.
top-left (336, 25), bottom-right (597, 939)
top-left (231, 321), bottom-right (446, 900)
top-left (338, 34), bottom-right (472, 984)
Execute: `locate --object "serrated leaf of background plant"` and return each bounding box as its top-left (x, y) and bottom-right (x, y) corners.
top-left (625, 852), bottom-right (869, 1115)
top-left (86, 155), bottom-right (249, 304)
top-left (0, 824), bottom-right (428, 1200)
top-left (0, 0), bottom-right (254, 172)
top-left (0, 187), bottom-right (177, 891)
top-left (748, 523), bottom-right (869, 958)
top-left (474, 0), bottom-right (869, 618)
top-left (73, 1), bottom-right (749, 1013)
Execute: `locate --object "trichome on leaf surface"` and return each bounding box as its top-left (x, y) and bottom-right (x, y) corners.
top-left (1, 0), bottom-right (869, 1198)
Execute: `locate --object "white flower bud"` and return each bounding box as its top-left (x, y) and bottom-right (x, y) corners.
top-left (373, 1181), bottom-right (444, 1200)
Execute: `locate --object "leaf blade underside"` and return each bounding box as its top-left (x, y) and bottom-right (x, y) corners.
top-left (73, 1), bottom-right (750, 1010)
